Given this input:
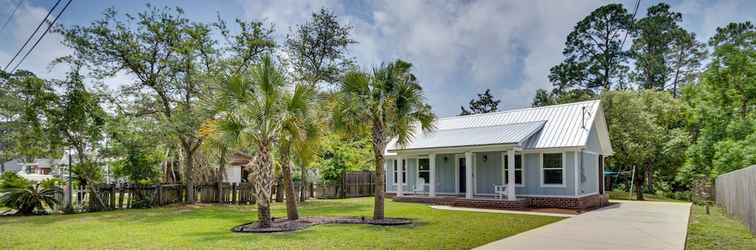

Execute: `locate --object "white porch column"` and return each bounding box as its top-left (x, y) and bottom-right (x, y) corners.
top-left (507, 150), bottom-right (516, 201)
top-left (429, 153), bottom-right (436, 197)
top-left (501, 153), bottom-right (507, 188)
top-left (396, 156), bottom-right (404, 197)
top-left (465, 151), bottom-right (473, 199)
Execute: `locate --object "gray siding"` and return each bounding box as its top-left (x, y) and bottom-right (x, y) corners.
top-left (585, 123), bottom-right (602, 153)
top-left (474, 152), bottom-right (503, 194)
top-left (386, 150), bottom-right (579, 197)
top-left (520, 152), bottom-right (576, 196)
top-left (407, 158), bottom-right (417, 191)
top-left (435, 154), bottom-right (456, 193)
top-left (385, 159), bottom-right (396, 192)
top-left (579, 152), bottom-right (599, 195)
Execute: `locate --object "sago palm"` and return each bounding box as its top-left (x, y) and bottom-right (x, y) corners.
top-left (0, 184), bottom-right (62, 215)
top-left (335, 60), bottom-right (436, 219)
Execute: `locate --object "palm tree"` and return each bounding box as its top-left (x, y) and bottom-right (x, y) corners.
top-left (294, 117), bottom-right (321, 202)
top-left (276, 84), bottom-right (318, 220)
top-left (334, 60), bottom-right (436, 219)
top-left (0, 184), bottom-right (61, 215)
top-left (198, 119), bottom-right (235, 203)
top-left (213, 55), bottom-right (304, 227)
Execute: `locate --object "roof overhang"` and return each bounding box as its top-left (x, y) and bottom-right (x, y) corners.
top-left (387, 121), bottom-right (546, 154)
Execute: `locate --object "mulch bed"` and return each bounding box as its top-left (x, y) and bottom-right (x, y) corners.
top-left (232, 216), bottom-right (412, 233)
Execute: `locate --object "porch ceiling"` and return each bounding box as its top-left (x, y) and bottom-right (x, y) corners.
top-left (388, 120), bottom-right (546, 153)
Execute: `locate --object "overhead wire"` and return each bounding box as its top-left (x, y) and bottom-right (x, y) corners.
top-left (10, 0), bottom-right (73, 73)
top-left (0, 0), bottom-right (24, 33)
top-left (3, 0), bottom-right (62, 71)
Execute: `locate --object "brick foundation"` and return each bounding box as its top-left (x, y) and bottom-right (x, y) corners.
top-left (391, 193), bottom-right (609, 210)
top-left (393, 196), bottom-right (529, 209)
top-left (452, 198), bottom-right (530, 210)
top-left (528, 194), bottom-right (609, 209)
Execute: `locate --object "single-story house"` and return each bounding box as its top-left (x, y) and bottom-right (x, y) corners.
top-left (384, 100), bottom-right (612, 209)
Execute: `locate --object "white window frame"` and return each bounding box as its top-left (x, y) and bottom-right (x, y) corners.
top-left (540, 152), bottom-right (567, 188)
top-left (417, 157), bottom-right (430, 185)
top-left (392, 159), bottom-right (407, 184)
top-left (504, 153), bottom-right (525, 187)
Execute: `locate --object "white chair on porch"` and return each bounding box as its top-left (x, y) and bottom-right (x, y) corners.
top-left (494, 185), bottom-right (507, 200)
top-left (414, 178), bottom-right (426, 195)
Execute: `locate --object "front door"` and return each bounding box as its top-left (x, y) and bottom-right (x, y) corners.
top-left (458, 157), bottom-right (466, 193)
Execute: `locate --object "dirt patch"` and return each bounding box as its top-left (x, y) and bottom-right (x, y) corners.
top-left (232, 216), bottom-right (412, 233)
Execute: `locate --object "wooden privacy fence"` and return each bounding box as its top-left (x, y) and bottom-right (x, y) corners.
top-left (66, 182), bottom-right (259, 211)
top-left (317, 171), bottom-right (375, 198)
top-left (715, 165), bottom-right (756, 234)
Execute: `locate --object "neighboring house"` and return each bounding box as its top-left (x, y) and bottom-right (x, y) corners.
top-left (224, 165), bottom-right (243, 184)
top-left (1, 159), bottom-right (24, 173)
top-left (1, 159), bottom-right (57, 182)
top-left (384, 100), bottom-right (613, 210)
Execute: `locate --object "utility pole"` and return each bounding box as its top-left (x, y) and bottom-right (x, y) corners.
top-left (64, 149), bottom-right (73, 213)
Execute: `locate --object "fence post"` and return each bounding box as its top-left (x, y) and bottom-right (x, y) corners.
top-left (157, 184), bottom-right (162, 206)
top-left (309, 182), bottom-right (314, 199)
top-left (118, 184), bottom-right (125, 209)
top-left (110, 184), bottom-right (116, 210)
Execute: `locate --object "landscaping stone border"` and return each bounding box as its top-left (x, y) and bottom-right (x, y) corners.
top-left (232, 216), bottom-right (412, 233)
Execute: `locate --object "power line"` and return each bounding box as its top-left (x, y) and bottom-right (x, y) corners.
top-left (3, 0), bottom-right (62, 72)
top-left (620, 0), bottom-right (641, 50)
top-left (0, 0), bottom-right (24, 33)
top-left (10, 0), bottom-right (72, 73)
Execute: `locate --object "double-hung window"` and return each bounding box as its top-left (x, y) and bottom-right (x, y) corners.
top-left (542, 153), bottom-right (564, 186)
top-left (504, 154), bottom-right (523, 185)
top-left (393, 159), bottom-right (407, 184)
top-left (418, 158), bottom-right (430, 184)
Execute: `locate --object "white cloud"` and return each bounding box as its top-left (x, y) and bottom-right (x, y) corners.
top-left (677, 0), bottom-right (756, 41)
top-left (236, 0), bottom-right (344, 35)
top-left (239, 0), bottom-right (754, 116)
top-left (1, 2), bottom-right (72, 79)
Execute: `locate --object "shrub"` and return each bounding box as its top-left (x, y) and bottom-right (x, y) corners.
top-left (0, 171), bottom-right (31, 190)
top-left (0, 184), bottom-right (62, 215)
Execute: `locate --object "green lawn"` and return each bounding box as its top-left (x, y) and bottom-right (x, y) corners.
top-left (607, 190), bottom-right (688, 202)
top-left (686, 205), bottom-right (756, 250)
top-left (0, 197), bottom-right (562, 249)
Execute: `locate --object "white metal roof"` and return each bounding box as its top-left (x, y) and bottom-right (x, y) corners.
top-left (388, 121), bottom-right (545, 151)
top-left (386, 100), bottom-right (613, 154)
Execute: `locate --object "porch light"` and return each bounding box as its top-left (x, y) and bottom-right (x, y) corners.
top-left (483, 154), bottom-right (488, 162)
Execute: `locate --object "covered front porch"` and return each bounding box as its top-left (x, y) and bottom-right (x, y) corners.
top-left (386, 148), bottom-right (524, 201)
top-left (391, 193), bottom-right (531, 210)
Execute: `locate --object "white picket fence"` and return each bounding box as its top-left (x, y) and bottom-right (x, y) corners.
top-left (715, 165), bottom-right (756, 234)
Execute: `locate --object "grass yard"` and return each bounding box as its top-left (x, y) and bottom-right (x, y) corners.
top-left (0, 197), bottom-right (562, 249)
top-left (686, 205), bottom-right (756, 250)
top-left (607, 191), bottom-right (688, 202)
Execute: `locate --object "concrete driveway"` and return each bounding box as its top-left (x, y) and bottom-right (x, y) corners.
top-left (475, 200), bottom-right (692, 250)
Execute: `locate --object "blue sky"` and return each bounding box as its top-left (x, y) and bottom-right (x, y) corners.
top-left (1, 0), bottom-right (754, 116)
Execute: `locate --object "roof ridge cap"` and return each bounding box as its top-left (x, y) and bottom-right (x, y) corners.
top-left (437, 99), bottom-right (600, 121)
top-left (432, 120), bottom-right (547, 132)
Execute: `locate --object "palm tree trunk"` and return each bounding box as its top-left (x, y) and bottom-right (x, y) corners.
top-left (182, 142), bottom-right (195, 204)
top-left (253, 142), bottom-right (274, 227)
top-left (275, 175), bottom-right (284, 202)
top-left (279, 144), bottom-right (299, 220)
top-left (299, 163), bottom-right (306, 202)
top-left (372, 124), bottom-right (386, 220)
